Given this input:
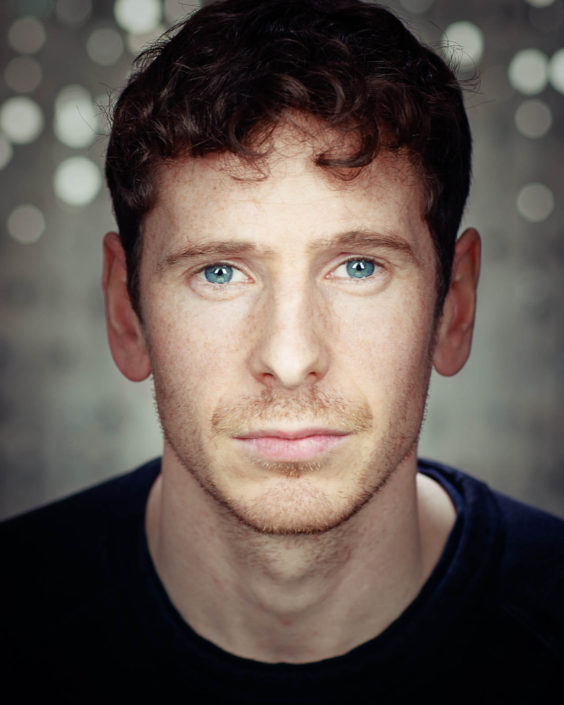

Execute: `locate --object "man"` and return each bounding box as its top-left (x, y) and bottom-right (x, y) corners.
top-left (3, 0), bottom-right (563, 702)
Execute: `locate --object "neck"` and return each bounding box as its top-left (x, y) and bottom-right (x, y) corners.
top-left (145, 448), bottom-right (455, 663)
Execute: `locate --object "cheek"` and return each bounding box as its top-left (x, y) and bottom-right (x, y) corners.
top-left (329, 287), bottom-right (435, 392)
top-left (144, 287), bottom-right (256, 391)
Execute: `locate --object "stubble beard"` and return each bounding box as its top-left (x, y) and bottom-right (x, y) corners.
top-left (153, 380), bottom-right (428, 537)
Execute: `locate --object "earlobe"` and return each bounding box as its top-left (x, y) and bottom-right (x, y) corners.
top-left (433, 228), bottom-right (481, 377)
top-left (102, 231), bottom-right (151, 381)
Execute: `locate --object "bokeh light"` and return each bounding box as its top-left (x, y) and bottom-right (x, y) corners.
top-left (514, 99), bottom-right (552, 139)
top-left (0, 137), bottom-right (14, 170)
top-left (549, 48), bottom-right (564, 94)
top-left (87, 27), bottom-right (124, 66)
top-left (525, 0), bottom-right (555, 7)
top-left (441, 21), bottom-right (484, 71)
top-left (54, 85), bottom-right (99, 148)
top-left (56, 0), bottom-right (92, 26)
top-left (516, 183), bottom-right (555, 222)
top-left (8, 16), bottom-right (46, 54)
top-left (4, 56), bottom-right (43, 94)
top-left (0, 97), bottom-right (44, 144)
top-left (114, 0), bottom-right (161, 35)
top-left (7, 204), bottom-right (46, 244)
top-left (54, 156), bottom-right (102, 206)
top-left (508, 49), bottom-right (548, 95)
top-left (126, 25), bottom-right (166, 55)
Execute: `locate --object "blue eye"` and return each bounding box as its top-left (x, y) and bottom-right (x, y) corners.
top-left (345, 259), bottom-right (376, 279)
top-left (204, 264), bottom-right (234, 284)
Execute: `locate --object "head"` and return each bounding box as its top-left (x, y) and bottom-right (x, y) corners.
top-left (103, 0), bottom-right (480, 535)
top-left (105, 0), bottom-right (472, 320)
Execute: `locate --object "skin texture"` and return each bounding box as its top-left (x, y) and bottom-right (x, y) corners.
top-left (103, 122), bottom-right (480, 662)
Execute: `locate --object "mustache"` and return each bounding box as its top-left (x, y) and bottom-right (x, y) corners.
top-left (211, 388), bottom-right (373, 435)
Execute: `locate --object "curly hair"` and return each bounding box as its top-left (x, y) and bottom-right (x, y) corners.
top-left (105, 0), bottom-right (472, 316)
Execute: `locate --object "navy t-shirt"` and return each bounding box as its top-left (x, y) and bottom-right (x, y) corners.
top-left (2, 458), bottom-right (564, 703)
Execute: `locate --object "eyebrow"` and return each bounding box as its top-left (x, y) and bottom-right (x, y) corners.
top-left (309, 229), bottom-right (417, 260)
top-left (158, 228), bottom-right (416, 272)
top-left (159, 241), bottom-right (276, 272)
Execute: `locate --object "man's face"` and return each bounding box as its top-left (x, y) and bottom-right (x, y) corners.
top-left (137, 126), bottom-right (439, 535)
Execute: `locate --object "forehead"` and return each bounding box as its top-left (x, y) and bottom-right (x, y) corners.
top-left (144, 123), bottom-right (429, 258)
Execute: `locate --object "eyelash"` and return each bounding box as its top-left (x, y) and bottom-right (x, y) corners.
top-left (194, 256), bottom-right (384, 285)
top-left (329, 257), bottom-right (384, 280)
top-left (195, 263), bottom-right (248, 285)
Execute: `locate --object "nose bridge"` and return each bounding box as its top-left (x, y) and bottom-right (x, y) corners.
top-left (249, 269), bottom-right (329, 389)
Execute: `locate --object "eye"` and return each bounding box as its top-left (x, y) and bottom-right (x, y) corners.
top-left (333, 258), bottom-right (379, 280)
top-left (199, 263), bottom-right (246, 284)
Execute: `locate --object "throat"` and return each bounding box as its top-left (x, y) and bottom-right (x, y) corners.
top-left (146, 462), bottom-right (434, 664)
top-left (218, 516), bottom-right (426, 663)
top-left (224, 523), bottom-right (360, 622)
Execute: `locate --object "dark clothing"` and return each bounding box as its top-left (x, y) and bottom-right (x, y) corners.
top-left (2, 458), bottom-right (564, 703)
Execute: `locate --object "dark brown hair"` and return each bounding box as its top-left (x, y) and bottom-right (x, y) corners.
top-left (105, 0), bottom-right (472, 316)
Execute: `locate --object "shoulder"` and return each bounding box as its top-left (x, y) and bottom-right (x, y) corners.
top-left (493, 488), bottom-right (564, 561)
top-left (1, 459), bottom-right (162, 697)
top-left (490, 490), bottom-right (564, 647)
top-left (420, 459), bottom-right (564, 659)
top-left (0, 458), bottom-right (160, 626)
top-left (0, 456), bottom-right (160, 545)
top-left (419, 458), bottom-right (564, 564)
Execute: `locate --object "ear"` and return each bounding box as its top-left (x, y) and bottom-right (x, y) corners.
top-left (102, 232), bottom-right (151, 381)
top-left (433, 227), bottom-right (481, 377)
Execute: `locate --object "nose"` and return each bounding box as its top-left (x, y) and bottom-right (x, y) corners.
top-left (248, 280), bottom-right (330, 390)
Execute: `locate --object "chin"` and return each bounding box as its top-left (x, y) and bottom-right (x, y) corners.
top-left (204, 472), bottom-right (386, 536)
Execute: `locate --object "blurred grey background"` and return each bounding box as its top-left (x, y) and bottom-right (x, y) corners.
top-left (1, 0), bottom-right (563, 520)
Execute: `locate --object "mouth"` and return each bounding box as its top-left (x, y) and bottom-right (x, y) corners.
top-left (233, 428), bottom-right (351, 462)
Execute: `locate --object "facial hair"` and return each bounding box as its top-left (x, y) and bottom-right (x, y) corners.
top-left (154, 378), bottom-right (425, 536)
top-left (211, 387), bottom-right (373, 478)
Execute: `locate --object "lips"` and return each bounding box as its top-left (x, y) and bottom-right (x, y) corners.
top-left (234, 428), bottom-right (350, 462)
